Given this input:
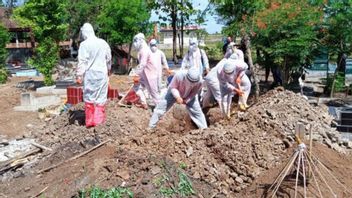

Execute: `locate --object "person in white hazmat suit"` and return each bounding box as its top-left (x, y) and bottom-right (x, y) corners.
top-left (181, 38), bottom-right (210, 78)
top-left (149, 67), bottom-right (208, 129)
top-left (132, 33), bottom-right (160, 107)
top-left (149, 39), bottom-right (171, 91)
top-left (202, 58), bottom-right (227, 109)
top-left (76, 23), bottom-right (112, 127)
top-left (224, 42), bottom-right (244, 61)
top-left (218, 59), bottom-right (251, 119)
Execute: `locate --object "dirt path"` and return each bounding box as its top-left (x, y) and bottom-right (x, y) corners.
top-left (0, 77), bottom-right (43, 139)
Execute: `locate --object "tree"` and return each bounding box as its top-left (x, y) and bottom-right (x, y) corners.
top-left (13, 0), bottom-right (69, 85)
top-left (149, 0), bottom-right (197, 63)
top-left (0, 24), bottom-right (9, 83)
top-left (211, 0), bottom-right (324, 85)
top-left (97, 0), bottom-right (151, 46)
top-left (67, 0), bottom-right (102, 39)
top-left (251, 1), bottom-right (323, 84)
top-left (323, 0), bottom-right (352, 72)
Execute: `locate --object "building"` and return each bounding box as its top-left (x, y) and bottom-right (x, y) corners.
top-left (159, 25), bottom-right (205, 48)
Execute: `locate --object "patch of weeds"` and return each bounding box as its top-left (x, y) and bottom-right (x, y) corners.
top-left (159, 187), bottom-right (176, 197)
top-left (78, 186), bottom-right (133, 198)
top-left (177, 172), bottom-right (195, 196)
top-left (153, 162), bottom-right (195, 197)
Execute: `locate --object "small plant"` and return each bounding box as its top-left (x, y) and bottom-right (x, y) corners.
top-left (179, 162), bottom-right (187, 170)
top-left (159, 187), bottom-right (176, 197)
top-left (177, 172), bottom-right (195, 197)
top-left (78, 186), bottom-right (133, 198)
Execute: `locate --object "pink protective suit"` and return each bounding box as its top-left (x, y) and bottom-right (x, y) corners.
top-left (134, 45), bottom-right (160, 105)
top-left (150, 49), bottom-right (169, 91)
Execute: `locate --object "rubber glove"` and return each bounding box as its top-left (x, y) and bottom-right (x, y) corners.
top-left (176, 97), bottom-right (183, 104)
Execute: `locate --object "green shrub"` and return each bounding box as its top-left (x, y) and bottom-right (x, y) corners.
top-left (0, 24), bottom-right (9, 84)
top-left (28, 38), bottom-right (59, 86)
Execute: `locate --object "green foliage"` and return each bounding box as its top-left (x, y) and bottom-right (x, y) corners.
top-left (78, 186), bottom-right (133, 198)
top-left (28, 38), bottom-right (59, 85)
top-left (13, 0), bottom-right (69, 85)
top-left (326, 72), bottom-right (346, 93)
top-left (67, 0), bottom-right (103, 38)
top-left (97, 0), bottom-right (151, 45)
top-left (14, 0), bottom-right (69, 42)
top-left (0, 24), bottom-right (9, 84)
top-left (323, 0), bottom-right (352, 56)
top-left (177, 172), bottom-right (195, 196)
top-left (204, 42), bottom-right (223, 61)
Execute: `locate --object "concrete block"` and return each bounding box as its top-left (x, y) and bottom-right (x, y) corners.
top-left (20, 93), bottom-right (34, 106)
top-left (36, 86), bottom-right (56, 94)
top-left (14, 94), bottom-right (61, 112)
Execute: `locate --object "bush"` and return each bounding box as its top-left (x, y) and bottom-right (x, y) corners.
top-left (28, 38), bottom-right (59, 86)
top-left (204, 41), bottom-right (223, 61)
top-left (0, 24), bottom-right (9, 84)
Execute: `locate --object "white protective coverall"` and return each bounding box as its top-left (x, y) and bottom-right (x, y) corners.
top-left (149, 67), bottom-right (208, 129)
top-left (149, 39), bottom-right (169, 91)
top-left (218, 60), bottom-right (250, 117)
top-left (224, 42), bottom-right (244, 61)
top-left (202, 58), bottom-right (227, 108)
top-left (77, 23), bottom-right (111, 127)
top-left (181, 38), bottom-right (209, 78)
top-left (133, 33), bottom-right (160, 105)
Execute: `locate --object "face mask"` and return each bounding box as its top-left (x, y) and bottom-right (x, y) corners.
top-left (133, 39), bottom-right (142, 50)
top-left (151, 46), bottom-right (157, 52)
top-left (189, 44), bottom-right (197, 52)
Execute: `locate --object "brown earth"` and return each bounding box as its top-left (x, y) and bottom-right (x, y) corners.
top-left (0, 77), bottom-right (351, 198)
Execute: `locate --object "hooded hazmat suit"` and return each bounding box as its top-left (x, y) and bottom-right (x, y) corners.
top-left (181, 38), bottom-right (209, 78)
top-left (133, 33), bottom-right (160, 106)
top-left (149, 67), bottom-right (207, 129)
top-left (202, 58), bottom-right (227, 108)
top-left (149, 39), bottom-right (169, 91)
top-left (77, 23), bottom-right (111, 127)
top-left (218, 60), bottom-right (251, 117)
top-left (224, 42), bottom-right (244, 61)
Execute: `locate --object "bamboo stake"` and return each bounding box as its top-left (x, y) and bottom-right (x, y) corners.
top-left (294, 151), bottom-right (302, 198)
top-left (304, 152), bottom-right (323, 198)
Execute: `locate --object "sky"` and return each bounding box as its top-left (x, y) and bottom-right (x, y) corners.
top-left (150, 0), bottom-right (224, 34)
top-left (2, 0), bottom-right (224, 34)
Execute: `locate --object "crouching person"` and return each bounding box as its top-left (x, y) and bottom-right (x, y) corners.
top-left (76, 23), bottom-right (112, 127)
top-left (148, 67), bottom-right (208, 130)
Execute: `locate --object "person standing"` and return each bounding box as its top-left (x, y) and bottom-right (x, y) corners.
top-left (181, 38), bottom-right (209, 78)
top-left (149, 39), bottom-right (171, 91)
top-left (149, 67), bottom-right (208, 129)
top-left (76, 23), bottom-right (112, 127)
top-left (132, 33), bottom-right (160, 107)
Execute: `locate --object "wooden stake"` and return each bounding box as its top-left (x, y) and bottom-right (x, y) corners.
top-left (37, 140), bottom-right (110, 174)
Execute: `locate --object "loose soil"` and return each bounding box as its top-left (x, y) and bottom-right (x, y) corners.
top-left (0, 77), bottom-right (351, 198)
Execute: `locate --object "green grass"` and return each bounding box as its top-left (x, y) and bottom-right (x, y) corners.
top-left (78, 186), bottom-right (133, 198)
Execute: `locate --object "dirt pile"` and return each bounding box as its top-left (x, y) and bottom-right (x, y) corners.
top-left (251, 89), bottom-right (350, 152)
top-left (20, 88), bottom-right (350, 197)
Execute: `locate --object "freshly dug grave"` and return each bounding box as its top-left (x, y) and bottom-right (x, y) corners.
top-left (1, 88), bottom-right (351, 197)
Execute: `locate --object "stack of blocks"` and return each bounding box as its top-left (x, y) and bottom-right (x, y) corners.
top-left (66, 86), bottom-right (119, 105)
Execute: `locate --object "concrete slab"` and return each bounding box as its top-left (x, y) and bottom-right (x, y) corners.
top-left (14, 93), bottom-right (61, 112)
top-left (36, 85), bottom-right (66, 95)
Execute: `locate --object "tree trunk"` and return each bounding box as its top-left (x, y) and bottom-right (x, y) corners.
top-left (241, 35), bottom-right (259, 100)
top-left (180, 2), bottom-right (184, 57)
top-left (330, 53), bottom-right (346, 98)
top-left (171, 3), bottom-right (178, 64)
top-left (127, 42), bottom-right (133, 74)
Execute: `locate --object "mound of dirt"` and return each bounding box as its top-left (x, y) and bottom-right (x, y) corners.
top-left (5, 88), bottom-right (350, 197)
top-left (252, 89), bottom-right (349, 153)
